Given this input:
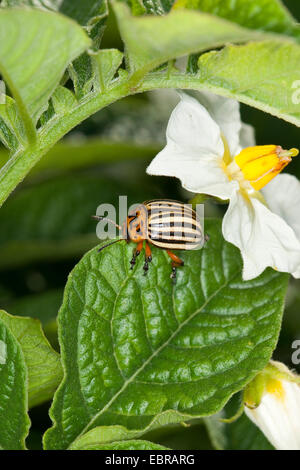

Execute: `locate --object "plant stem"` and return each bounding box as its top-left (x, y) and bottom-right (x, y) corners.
top-left (0, 70), bottom-right (298, 207)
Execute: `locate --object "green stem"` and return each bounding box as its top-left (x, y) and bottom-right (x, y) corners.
top-left (0, 69), bottom-right (297, 208)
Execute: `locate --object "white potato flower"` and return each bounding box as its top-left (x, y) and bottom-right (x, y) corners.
top-left (147, 91), bottom-right (300, 280)
top-left (244, 361), bottom-right (300, 450)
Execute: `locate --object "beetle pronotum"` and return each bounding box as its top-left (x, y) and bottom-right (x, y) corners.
top-left (93, 199), bottom-right (207, 281)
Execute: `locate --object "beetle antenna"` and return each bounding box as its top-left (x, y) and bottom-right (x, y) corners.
top-left (97, 238), bottom-right (123, 253)
top-left (92, 215), bottom-right (122, 231)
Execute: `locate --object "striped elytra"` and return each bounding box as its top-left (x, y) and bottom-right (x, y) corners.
top-left (144, 199), bottom-right (204, 250)
top-left (94, 199), bottom-right (206, 282)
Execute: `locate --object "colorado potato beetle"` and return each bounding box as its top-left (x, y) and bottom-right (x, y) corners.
top-left (93, 199), bottom-right (207, 281)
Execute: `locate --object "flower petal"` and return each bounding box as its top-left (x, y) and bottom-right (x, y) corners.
top-left (147, 92), bottom-right (237, 198)
top-left (157, 91), bottom-right (224, 157)
top-left (262, 173), bottom-right (300, 240)
top-left (195, 90), bottom-right (243, 156)
top-left (262, 173), bottom-right (300, 278)
top-left (222, 189), bottom-right (300, 280)
top-left (245, 380), bottom-right (300, 450)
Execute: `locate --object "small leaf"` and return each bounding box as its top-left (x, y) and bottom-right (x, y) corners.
top-left (113, 1), bottom-right (269, 82)
top-left (0, 96), bottom-right (26, 150)
top-left (92, 49), bottom-right (124, 91)
top-left (51, 86), bottom-right (78, 116)
top-left (99, 440), bottom-right (169, 450)
top-left (68, 410), bottom-right (190, 450)
top-left (0, 316), bottom-right (30, 449)
top-left (197, 40), bottom-right (300, 127)
top-left (0, 9), bottom-right (90, 141)
top-left (44, 219), bottom-right (288, 449)
top-left (70, 424), bottom-right (169, 450)
top-left (0, 310), bottom-right (63, 408)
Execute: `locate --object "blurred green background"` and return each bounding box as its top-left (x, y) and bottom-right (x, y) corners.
top-left (0, 0), bottom-right (298, 450)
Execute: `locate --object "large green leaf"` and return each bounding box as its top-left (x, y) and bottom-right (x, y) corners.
top-left (125, 0), bottom-right (299, 38)
top-left (178, 0), bottom-right (299, 38)
top-left (0, 174), bottom-right (162, 269)
top-left (0, 310), bottom-right (62, 408)
top-left (44, 219), bottom-right (288, 449)
top-left (113, 1), bottom-right (267, 82)
top-left (0, 316), bottom-right (30, 449)
top-left (1, 0), bottom-right (110, 100)
top-left (197, 40), bottom-right (300, 127)
top-left (0, 9), bottom-right (90, 140)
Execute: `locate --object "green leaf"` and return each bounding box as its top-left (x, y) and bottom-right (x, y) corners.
top-left (44, 219), bottom-right (288, 449)
top-left (0, 316), bottom-right (30, 449)
top-left (68, 410), bottom-right (192, 450)
top-left (92, 49), bottom-right (124, 91)
top-left (0, 9), bottom-right (90, 141)
top-left (0, 310), bottom-right (63, 408)
top-left (126, 0), bottom-right (300, 39)
top-left (113, 1), bottom-right (266, 82)
top-left (70, 424), bottom-right (169, 450)
top-left (51, 86), bottom-right (78, 116)
top-left (0, 96), bottom-right (26, 151)
top-left (197, 40), bottom-right (300, 127)
top-left (8, 289), bottom-right (63, 350)
top-left (2, 0), bottom-right (110, 100)
top-left (98, 439), bottom-right (169, 450)
top-left (123, 0), bottom-right (300, 40)
top-left (0, 174), bottom-right (161, 270)
top-left (176, 0), bottom-right (300, 38)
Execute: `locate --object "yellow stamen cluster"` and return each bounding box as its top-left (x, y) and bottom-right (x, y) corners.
top-left (234, 145), bottom-right (299, 190)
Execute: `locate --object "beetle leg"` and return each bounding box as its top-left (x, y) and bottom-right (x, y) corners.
top-left (143, 242), bottom-right (152, 275)
top-left (130, 240), bottom-right (143, 269)
top-left (167, 250), bottom-right (184, 283)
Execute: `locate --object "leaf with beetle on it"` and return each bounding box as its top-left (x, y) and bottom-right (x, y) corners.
top-left (44, 219), bottom-right (288, 449)
top-left (0, 316), bottom-right (30, 450)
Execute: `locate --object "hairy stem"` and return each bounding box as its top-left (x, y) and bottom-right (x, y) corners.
top-left (0, 70), bottom-right (298, 207)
